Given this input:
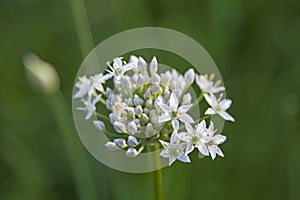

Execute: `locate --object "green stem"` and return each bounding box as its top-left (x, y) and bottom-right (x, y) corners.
top-left (152, 144), bottom-right (164, 200)
top-left (191, 92), bottom-right (204, 110)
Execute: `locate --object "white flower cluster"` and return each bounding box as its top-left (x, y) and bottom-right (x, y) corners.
top-left (73, 55), bottom-right (235, 166)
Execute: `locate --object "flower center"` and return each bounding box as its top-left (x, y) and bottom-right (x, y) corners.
top-left (192, 136), bottom-right (199, 144)
top-left (116, 68), bottom-right (122, 74)
top-left (172, 111), bottom-right (179, 118)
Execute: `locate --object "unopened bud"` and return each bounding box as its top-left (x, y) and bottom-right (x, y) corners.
top-left (149, 56), bottom-right (158, 76)
top-left (23, 53), bottom-right (60, 95)
top-left (114, 138), bottom-right (127, 148)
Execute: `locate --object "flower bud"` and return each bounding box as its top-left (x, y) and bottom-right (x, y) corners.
top-left (127, 121), bottom-right (138, 133)
top-left (23, 53), bottom-right (60, 95)
top-left (141, 113), bottom-right (149, 124)
top-left (109, 113), bottom-right (117, 124)
top-left (182, 93), bottom-right (192, 105)
top-left (126, 107), bottom-right (135, 119)
top-left (93, 120), bottom-right (105, 131)
top-left (151, 83), bottom-right (163, 95)
top-left (149, 56), bottom-right (158, 76)
top-left (113, 122), bottom-right (127, 133)
top-left (146, 99), bottom-right (153, 108)
top-left (114, 138), bottom-right (127, 148)
top-left (151, 73), bottom-right (161, 83)
top-left (133, 95), bottom-right (144, 105)
top-left (126, 147), bottom-right (138, 157)
top-left (105, 141), bottom-right (119, 151)
top-left (184, 68), bottom-right (195, 85)
top-left (143, 108), bottom-right (149, 114)
top-left (144, 88), bottom-right (152, 99)
top-left (106, 87), bottom-right (112, 98)
top-left (127, 136), bottom-right (138, 147)
top-left (135, 105), bottom-right (143, 116)
top-left (138, 56), bottom-right (147, 72)
top-left (121, 76), bottom-right (131, 89)
top-left (145, 123), bottom-right (156, 136)
top-left (161, 71), bottom-right (171, 85)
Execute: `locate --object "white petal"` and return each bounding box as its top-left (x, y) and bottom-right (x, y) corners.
top-left (178, 154), bottom-right (191, 163)
top-left (159, 103), bottom-right (170, 112)
top-left (195, 120), bottom-right (206, 134)
top-left (168, 156), bottom-right (177, 166)
top-left (179, 113), bottom-right (194, 124)
top-left (218, 111), bottom-right (235, 122)
top-left (213, 134), bottom-right (227, 145)
top-left (185, 144), bottom-right (194, 154)
top-left (159, 140), bottom-right (169, 148)
top-left (160, 149), bottom-right (169, 158)
top-left (216, 146), bottom-right (224, 157)
top-left (158, 114), bottom-right (171, 123)
top-left (185, 123), bottom-right (194, 134)
top-left (196, 143), bottom-right (209, 156)
top-left (172, 120), bottom-right (179, 132)
top-left (205, 108), bottom-right (216, 115)
top-left (204, 93), bottom-right (218, 108)
top-left (211, 86), bottom-right (225, 93)
top-left (178, 104), bottom-right (193, 113)
top-left (177, 132), bottom-right (191, 142)
top-left (220, 99), bottom-right (232, 110)
top-left (169, 93), bottom-right (179, 110)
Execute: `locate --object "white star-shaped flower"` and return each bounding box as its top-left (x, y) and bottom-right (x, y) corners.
top-left (203, 122), bottom-right (227, 160)
top-left (159, 133), bottom-right (191, 166)
top-left (106, 57), bottom-right (136, 81)
top-left (76, 95), bottom-right (101, 120)
top-left (177, 120), bottom-right (212, 156)
top-left (204, 93), bottom-right (235, 122)
top-left (73, 75), bottom-right (93, 99)
top-left (196, 74), bottom-right (225, 94)
top-left (158, 93), bottom-right (194, 131)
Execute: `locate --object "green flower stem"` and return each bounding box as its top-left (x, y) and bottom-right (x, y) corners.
top-left (152, 143), bottom-right (164, 200)
top-left (96, 112), bottom-right (108, 121)
top-left (47, 91), bottom-right (98, 200)
top-left (191, 92), bottom-right (204, 110)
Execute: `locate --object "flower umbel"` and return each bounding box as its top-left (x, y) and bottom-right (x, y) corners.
top-left (73, 55), bottom-right (235, 165)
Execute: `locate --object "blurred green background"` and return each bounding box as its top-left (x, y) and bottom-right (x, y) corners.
top-left (1, 0), bottom-right (300, 199)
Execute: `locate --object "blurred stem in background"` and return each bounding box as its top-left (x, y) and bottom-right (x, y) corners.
top-left (69, 0), bottom-right (94, 57)
top-left (23, 54), bottom-right (98, 200)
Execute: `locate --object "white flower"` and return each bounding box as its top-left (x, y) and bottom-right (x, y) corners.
top-left (196, 74), bottom-right (225, 94)
top-left (159, 133), bottom-right (191, 166)
top-left (105, 141), bottom-right (120, 151)
top-left (204, 93), bottom-right (235, 122)
top-left (184, 68), bottom-right (195, 85)
top-left (177, 121), bottom-right (211, 156)
top-left (73, 76), bottom-right (92, 98)
top-left (93, 120), bottom-right (105, 131)
top-left (106, 57), bottom-right (136, 80)
top-left (158, 93), bottom-right (194, 131)
top-left (76, 95), bottom-right (101, 120)
top-left (204, 122), bottom-right (227, 160)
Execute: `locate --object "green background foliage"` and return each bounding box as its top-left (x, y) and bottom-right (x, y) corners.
top-left (0, 0), bottom-right (300, 199)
